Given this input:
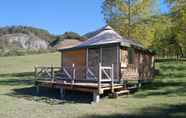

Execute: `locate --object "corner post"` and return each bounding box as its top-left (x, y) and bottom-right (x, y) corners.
top-left (98, 62), bottom-right (102, 94)
top-left (34, 66), bottom-right (39, 95)
top-left (51, 65), bottom-right (55, 82)
top-left (36, 85), bottom-right (39, 95)
top-left (60, 88), bottom-right (65, 99)
top-left (111, 64), bottom-right (114, 93)
top-left (72, 64), bottom-right (75, 84)
top-left (93, 91), bottom-right (100, 103)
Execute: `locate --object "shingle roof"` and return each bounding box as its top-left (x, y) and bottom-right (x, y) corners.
top-left (56, 39), bottom-right (82, 49)
top-left (59, 25), bottom-right (153, 53)
top-left (77, 25), bottom-right (131, 48)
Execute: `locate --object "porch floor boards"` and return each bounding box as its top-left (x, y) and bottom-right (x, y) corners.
top-left (35, 79), bottom-right (125, 93)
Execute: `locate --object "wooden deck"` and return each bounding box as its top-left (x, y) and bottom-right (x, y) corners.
top-left (35, 79), bottom-right (125, 94)
top-left (34, 65), bottom-right (129, 103)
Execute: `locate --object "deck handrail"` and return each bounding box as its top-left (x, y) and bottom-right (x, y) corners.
top-left (35, 63), bottom-right (115, 92)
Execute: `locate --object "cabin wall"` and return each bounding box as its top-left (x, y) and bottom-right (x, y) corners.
top-left (62, 49), bottom-right (86, 80)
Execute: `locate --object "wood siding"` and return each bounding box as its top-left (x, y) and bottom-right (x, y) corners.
top-left (62, 49), bottom-right (86, 80)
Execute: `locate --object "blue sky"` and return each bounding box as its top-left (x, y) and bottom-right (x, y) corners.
top-left (0, 0), bottom-right (169, 35)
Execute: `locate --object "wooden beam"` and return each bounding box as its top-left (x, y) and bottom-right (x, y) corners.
top-left (86, 48), bottom-right (89, 80)
top-left (51, 65), bottom-right (54, 82)
top-left (60, 88), bottom-right (65, 99)
top-left (111, 64), bottom-right (114, 93)
top-left (36, 85), bottom-right (39, 95)
top-left (72, 64), bottom-right (75, 84)
top-left (34, 66), bottom-right (37, 81)
top-left (93, 91), bottom-right (100, 103)
top-left (61, 51), bottom-right (63, 67)
top-left (56, 85), bottom-right (98, 93)
top-left (100, 47), bottom-right (102, 64)
top-left (98, 63), bottom-right (102, 94)
top-left (117, 45), bottom-right (120, 81)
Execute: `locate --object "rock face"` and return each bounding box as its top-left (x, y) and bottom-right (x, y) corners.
top-left (0, 33), bottom-right (49, 50)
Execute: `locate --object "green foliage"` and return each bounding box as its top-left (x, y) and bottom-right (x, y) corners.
top-left (49, 32), bottom-right (86, 47)
top-left (61, 32), bottom-right (86, 40)
top-left (49, 36), bottom-right (61, 47)
top-left (152, 0), bottom-right (186, 57)
top-left (102, 0), bottom-right (161, 47)
top-left (102, 0), bottom-right (186, 58)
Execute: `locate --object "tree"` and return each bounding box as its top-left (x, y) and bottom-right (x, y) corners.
top-left (61, 32), bottom-right (85, 40)
top-left (165, 0), bottom-right (186, 57)
top-left (102, 0), bottom-right (161, 47)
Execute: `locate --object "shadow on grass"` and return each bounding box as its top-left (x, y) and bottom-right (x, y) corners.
top-left (134, 61), bottom-right (186, 98)
top-left (81, 104), bottom-right (186, 118)
top-left (0, 72), bottom-right (34, 86)
top-left (0, 72), bottom-right (34, 77)
top-left (7, 86), bottom-right (93, 105)
top-left (159, 65), bottom-right (186, 71)
top-left (1, 72), bottom-right (97, 104)
top-left (0, 78), bottom-right (34, 86)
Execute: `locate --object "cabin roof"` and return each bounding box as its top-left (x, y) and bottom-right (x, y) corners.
top-left (55, 39), bottom-right (82, 49)
top-left (59, 25), bottom-right (154, 54)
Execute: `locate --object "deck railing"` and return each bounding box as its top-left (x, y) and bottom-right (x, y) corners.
top-left (121, 64), bottom-right (139, 80)
top-left (34, 63), bottom-right (115, 93)
top-left (34, 66), bottom-right (61, 82)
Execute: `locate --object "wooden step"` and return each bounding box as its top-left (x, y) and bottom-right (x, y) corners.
top-left (109, 89), bottom-right (129, 98)
top-left (115, 90), bottom-right (129, 95)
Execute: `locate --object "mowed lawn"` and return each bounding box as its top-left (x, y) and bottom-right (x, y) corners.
top-left (0, 53), bottom-right (60, 74)
top-left (0, 53), bottom-right (186, 118)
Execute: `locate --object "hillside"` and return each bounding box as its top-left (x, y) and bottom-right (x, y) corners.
top-left (0, 26), bottom-right (87, 56)
top-left (0, 33), bottom-right (48, 50)
top-left (0, 26), bottom-right (55, 49)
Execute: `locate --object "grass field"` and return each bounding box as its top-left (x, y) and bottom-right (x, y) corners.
top-left (0, 53), bottom-right (186, 118)
top-left (0, 53), bottom-right (60, 74)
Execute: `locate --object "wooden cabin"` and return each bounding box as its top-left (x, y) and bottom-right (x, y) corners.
top-left (35, 26), bottom-right (155, 103)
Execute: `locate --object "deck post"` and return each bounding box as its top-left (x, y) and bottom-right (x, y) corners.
top-left (36, 85), bottom-right (39, 95)
top-left (98, 63), bottom-right (102, 94)
top-left (35, 66), bottom-right (39, 95)
top-left (86, 48), bottom-right (89, 80)
top-left (51, 65), bottom-right (55, 82)
top-left (60, 88), bottom-right (65, 99)
top-left (72, 64), bottom-right (75, 84)
top-left (111, 64), bottom-right (114, 93)
top-left (34, 66), bottom-right (37, 80)
top-left (93, 91), bottom-right (100, 103)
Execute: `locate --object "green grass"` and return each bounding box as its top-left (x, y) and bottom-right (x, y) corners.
top-left (0, 52), bottom-right (60, 74)
top-left (0, 54), bottom-right (186, 118)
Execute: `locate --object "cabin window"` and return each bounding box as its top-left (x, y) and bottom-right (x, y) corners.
top-left (128, 47), bottom-right (134, 64)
